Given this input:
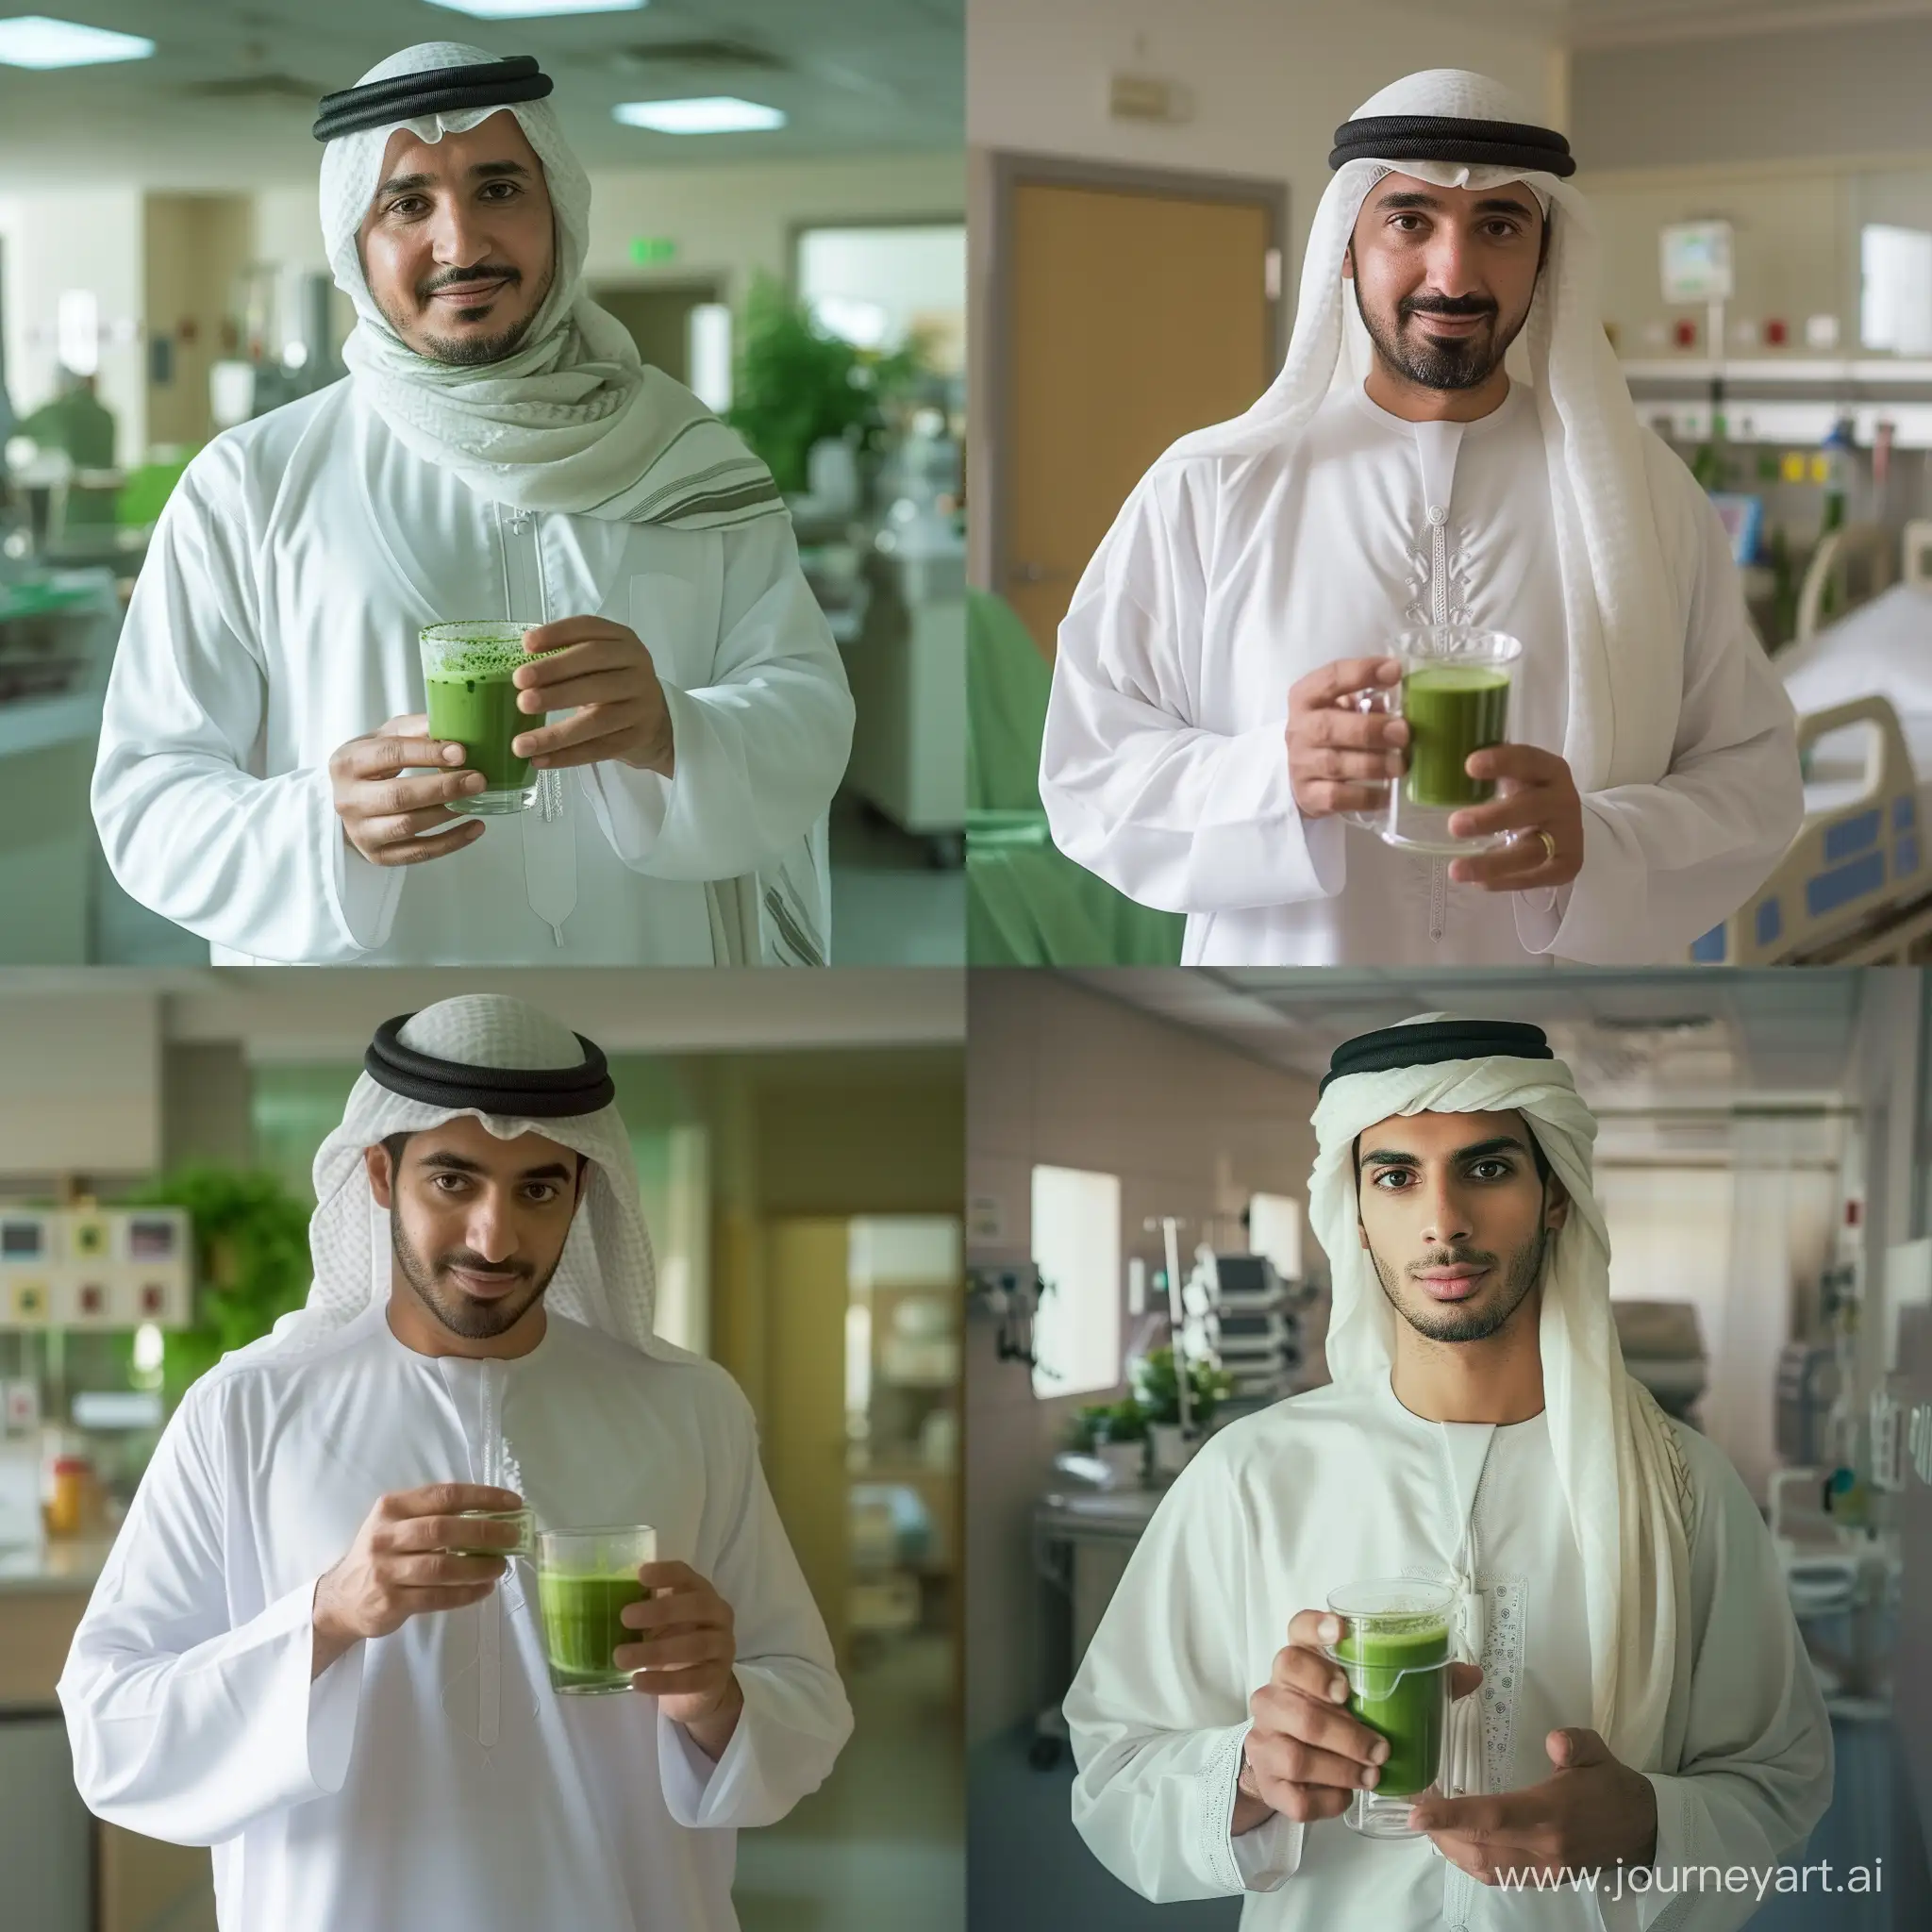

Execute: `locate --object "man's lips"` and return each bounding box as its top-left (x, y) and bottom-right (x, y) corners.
top-left (446, 1264), bottom-right (525, 1299)
top-left (1407, 310), bottom-right (1491, 337)
top-left (427, 278), bottom-right (510, 307)
top-left (1413, 1265), bottom-right (1490, 1302)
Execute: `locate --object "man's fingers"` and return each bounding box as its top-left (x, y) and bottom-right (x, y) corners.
top-left (520, 617), bottom-right (627, 655)
top-left (1269, 1642), bottom-right (1355, 1707)
top-left (341, 735), bottom-right (464, 780)
top-left (1445, 790), bottom-right (1552, 841)
top-left (1296, 779), bottom-right (1391, 819)
top-left (1294, 708), bottom-right (1407, 752)
top-left (1251, 1683), bottom-right (1388, 1767)
top-left (1293, 656), bottom-right (1402, 708)
top-left (1464, 741), bottom-right (1563, 785)
top-left (386, 1483), bottom-right (525, 1519)
top-left (613, 1630), bottom-right (730, 1673)
top-left (366, 822), bottom-right (486, 867)
top-left (1447, 838), bottom-right (1558, 891)
top-left (1300, 746), bottom-right (1404, 783)
top-left (1284, 1609), bottom-right (1343, 1651)
top-left (1548, 1726), bottom-right (1611, 1770)
top-left (514, 704), bottom-right (640, 760)
top-left (391, 1512), bottom-right (525, 1556)
top-left (1245, 1728), bottom-right (1386, 1793)
top-left (385, 1551), bottom-right (508, 1589)
top-left (359, 805), bottom-right (470, 847)
top-left (517, 669), bottom-right (639, 713)
top-left (1257, 1779), bottom-right (1355, 1825)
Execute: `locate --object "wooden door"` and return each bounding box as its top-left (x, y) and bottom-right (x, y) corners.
top-left (590, 280), bottom-right (721, 384)
top-left (1001, 178), bottom-right (1278, 656)
top-left (762, 1219), bottom-right (852, 1664)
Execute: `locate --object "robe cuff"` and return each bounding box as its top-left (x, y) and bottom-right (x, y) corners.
top-left (1532, 797), bottom-right (1657, 965)
top-left (1186, 724), bottom-right (1342, 910)
top-left (579, 683), bottom-right (690, 868)
top-left (260, 1577), bottom-right (363, 1807)
top-left (655, 1670), bottom-right (776, 1829)
top-left (1210, 1721), bottom-right (1304, 1892)
top-left (325, 793), bottom-right (404, 956)
top-left (1623, 1772), bottom-right (1697, 1930)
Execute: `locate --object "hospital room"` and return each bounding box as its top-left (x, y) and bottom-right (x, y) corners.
top-left (965, 0), bottom-right (1932, 968)
top-left (966, 965), bottom-right (1932, 1928)
top-left (0, 0), bottom-right (964, 969)
top-left (0, 966), bottom-right (964, 1932)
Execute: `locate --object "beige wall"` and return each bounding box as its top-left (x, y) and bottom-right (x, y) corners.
top-left (143, 194), bottom-right (252, 450)
top-left (964, 970), bottom-right (1319, 1744)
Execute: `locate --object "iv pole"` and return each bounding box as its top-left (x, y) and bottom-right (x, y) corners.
top-left (1146, 1216), bottom-right (1191, 1440)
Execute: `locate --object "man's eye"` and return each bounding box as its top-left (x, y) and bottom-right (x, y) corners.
top-left (431, 1174), bottom-right (468, 1192)
top-left (1470, 1160), bottom-right (1510, 1180)
top-left (1373, 1169), bottom-right (1415, 1189)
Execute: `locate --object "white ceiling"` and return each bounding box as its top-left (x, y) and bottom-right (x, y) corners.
top-left (0, 0), bottom-right (962, 187)
top-left (1070, 967), bottom-right (1870, 1121)
top-left (1447, 0), bottom-right (1932, 48)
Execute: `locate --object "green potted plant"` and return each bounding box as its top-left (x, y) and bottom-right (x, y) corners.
top-left (1132, 1346), bottom-right (1235, 1477)
top-left (125, 1167), bottom-right (313, 1409)
top-left (1065, 1397), bottom-right (1147, 1487)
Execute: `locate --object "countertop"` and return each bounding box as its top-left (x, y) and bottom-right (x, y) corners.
top-left (0, 1536), bottom-right (113, 1596)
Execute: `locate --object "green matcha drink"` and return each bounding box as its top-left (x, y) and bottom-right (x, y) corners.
top-left (1401, 663), bottom-right (1511, 810)
top-left (536, 1524), bottom-right (658, 1696)
top-left (419, 621), bottom-right (558, 815)
top-left (1326, 1577), bottom-right (1457, 1839)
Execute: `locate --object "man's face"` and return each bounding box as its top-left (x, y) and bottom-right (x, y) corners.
top-left (1344, 174), bottom-right (1545, 392)
top-left (366, 1114), bottom-right (584, 1341)
top-left (1354, 1108), bottom-right (1568, 1345)
top-left (357, 110), bottom-right (557, 367)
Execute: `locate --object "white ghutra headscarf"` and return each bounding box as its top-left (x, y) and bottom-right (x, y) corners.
top-left (1308, 1012), bottom-right (1693, 1774)
top-left (268, 993), bottom-right (674, 1361)
top-left (317, 42), bottom-right (780, 531)
top-left (1150, 66), bottom-right (1686, 796)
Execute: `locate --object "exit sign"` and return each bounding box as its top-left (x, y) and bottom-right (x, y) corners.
top-left (630, 236), bottom-right (678, 266)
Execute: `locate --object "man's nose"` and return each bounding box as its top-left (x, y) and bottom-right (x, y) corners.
top-left (429, 199), bottom-right (493, 269)
top-left (464, 1194), bottom-right (516, 1262)
top-left (1421, 226), bottom-right (1484, 299)
top-left (1417, 1176), bottom-right (1474, 1246)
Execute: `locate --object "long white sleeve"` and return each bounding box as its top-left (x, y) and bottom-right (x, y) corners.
top-left (56, 1382), bottom-right (364, 1845)
top-left (1603, 1440), bottom-right (1835, 1932)
top-left (1524, 466), bottom-right (1802, 964)
top-left (89, 448), bottom-right (377, 964)
top-left (657, 1381), bottom-right (853, 1830)
top-left (1065, 1440), bottom-right (1300, 1900)
top-left (1041, 469), bottom-right (1344, 915)
top-left (581, 516), bottom-right (854, 881)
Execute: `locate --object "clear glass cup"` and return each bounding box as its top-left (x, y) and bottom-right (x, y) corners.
top-left (1324, 1576), bottom-right (1457, 1839)
top-left (418, 619), bottom-right (555, 815)
top-left (1347, 626), bottom-right (1524, 857)
top-left (448, 1506), bottom-right (535, 1559)
top-left (536, 1524), bottom-right (658, 1696)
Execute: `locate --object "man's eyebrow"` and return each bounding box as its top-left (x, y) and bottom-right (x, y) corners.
top-left (1359, 1145), bottom-right (1419, 1167)
top-left (1374, 190), bottom-right (1536, 219)
top-left (1454, 1135), bottom-right (1530, 1162)
top-left (517, 1161), bottom-right (575, 1182)
top-left (375, 158), bottom-right (530, 200)
top-left (411, 1149), bottom-right (575, 1182)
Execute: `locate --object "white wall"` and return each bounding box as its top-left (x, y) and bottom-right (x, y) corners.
top-left (967, 0), bottom-right (1563, 275)
top-left (0, 986), bottom-right (160, 1178)
top-left (0, 189), bottom-right (145, 463)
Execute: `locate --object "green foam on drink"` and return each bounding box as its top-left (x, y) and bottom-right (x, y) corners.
top-left (1401, 663), bottom-right (1511, 811)
top-left (1334, 1618), bottom-right (1450, 1797)
top-left (420, 627), bottom-right (563, 794)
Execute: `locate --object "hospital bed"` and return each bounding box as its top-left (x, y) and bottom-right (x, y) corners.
top-left (1692, 522), bottom-right (1932, 963)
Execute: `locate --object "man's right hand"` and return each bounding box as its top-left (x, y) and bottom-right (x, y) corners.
top-left (1233, 1608), bottom-right (1483, 1833)
top-left (311, 1483), bottom-right (525, 1678)
top-left (329, 714), bottom-right (488, 867)
top-left (1287, 658), bottom-right (1409, 820)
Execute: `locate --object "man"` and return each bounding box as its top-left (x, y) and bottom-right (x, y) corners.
top-left (18, 368), bottom-right (117, 470)
top-left (59, 995), bottom-right (852, 1930)
top-left (92, 43), bottom-right (853, 965)
top-left (1065, 1017), bottom-right (1832, 1929)
top-left (1040, 69), bottom-right (1801, 967)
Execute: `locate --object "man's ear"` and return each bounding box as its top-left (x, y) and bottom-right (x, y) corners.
top-left (1357, 1214), bottom-right (1372, 1251)
top-left (365, 1142), bottom-right (395, 1211)
top-left (1544, 1169), bottom-right (1570, 1233)
top-left (1342, 240), bottom-right (1355, 282)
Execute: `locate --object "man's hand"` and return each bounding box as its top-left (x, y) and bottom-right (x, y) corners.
top-left (1408, 1727), bottom-right (1659, 1886)
top-left (1287, 658), bottom-right (1408, 820)
top-left (1234, 1608), bottom-right (1483, 1833)
top-left (310, 1483), bottom-right (525, 1679)
top-left (615, 1559), bottom-right (743, 1758)
top-left (1443, 743), bottom-right (1584, 891)
top-left (329, 714), bottom-right (487, 867)
top-left (510, 619), bottom-right (675, 778)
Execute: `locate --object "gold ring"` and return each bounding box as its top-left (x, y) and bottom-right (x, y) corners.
top-left (1538, 829), bottom-right (1557, 864)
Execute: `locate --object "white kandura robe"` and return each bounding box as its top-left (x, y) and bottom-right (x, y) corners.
top-left (92, 380), bottom-right (855, 965)
top-left (1067, 1377), bottom-right (1832, 1932)
top-left (1041, 384), bottom-right (1802, 966)
top-left (58, 1303), bottom-right (853, 1932)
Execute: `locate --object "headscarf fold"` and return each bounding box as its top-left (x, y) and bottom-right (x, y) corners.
top-left (1308, 1011), bottom-right (1693, 1773)
top-left (318, 42), bottom-right (781, 530)
top-left (270, 993), bottom-right (670, 1359)
top-left (1153, 67), bottom-right (1685, 795)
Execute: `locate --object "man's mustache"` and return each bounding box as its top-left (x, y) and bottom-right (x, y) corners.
top-left (437, 1248), bottom-right (533, 1284)
top-left (418, 264), bottom-right (522, 302)
top-left (1401, 293), bottom-right (1497, 323)
top-left (1407, 1245), bottom-right (1498, 1275)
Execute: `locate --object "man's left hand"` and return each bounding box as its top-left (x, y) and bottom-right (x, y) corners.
top-left (1407, 1727), bottom-right (1659, 1888)
top-left (510, 618), bottom-right (675, 778)
top-left (616, 1559), bottom-right (743, 1757)
top-left (1443, 743), bottom-right (1584, 891)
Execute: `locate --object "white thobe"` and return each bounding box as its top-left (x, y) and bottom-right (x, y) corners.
top-left (58, 1303), bottom-right (853, 1932)
top-left (92, 380), bottom-right (855, 965)
top-left (1041, 384), bottom-right (1802, 965)
top-left (1066, 1376), bottom-right (1832, 1931)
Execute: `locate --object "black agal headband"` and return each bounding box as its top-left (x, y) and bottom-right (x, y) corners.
top-left (1328, 113), bottom-right (1575, 179)
top-left (314, 54), bottom-right (554, 143)
top-left (366, 1014), bottom-right (615, 1118)
top-left (1321, 1019), bottom-right (1555, 1093)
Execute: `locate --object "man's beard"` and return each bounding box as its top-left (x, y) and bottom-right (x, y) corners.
top-left (1370, 1220), bottom-right (1548, 1345)
top-left (382, 259), bottom-right (553, 368)
top-left (1354, 276), bottom-right (1524, 392)
top-left (391, 1212), bottom-right (558, 1339)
